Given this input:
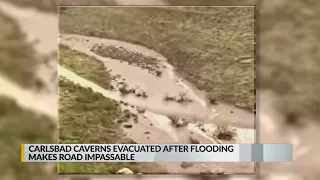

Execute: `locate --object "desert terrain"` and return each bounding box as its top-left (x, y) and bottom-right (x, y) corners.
top-left (0, 0), bottom-right (320, 180)
top-left (58, 6), bottom-right (255, 174)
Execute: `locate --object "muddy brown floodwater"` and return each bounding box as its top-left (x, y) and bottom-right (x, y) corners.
top-left (59, 34), bottom-right (255, 128)
top-left (59, 33), bottom-right (255, 173)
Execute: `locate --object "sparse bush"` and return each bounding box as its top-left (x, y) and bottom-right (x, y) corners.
top-left (119, 86), bottom-right (130, 95)
top-left (168, 115), bottom-right (179, 124)
top-left (207, 95), bottom-right (219, 105)
top-left (214, 125), bottom-right (236, 141)
top-left (123, 109), bottom-right (131, 119)
top-left (133, 117), bottom-right (138, 123)
top-left (169, 116), bottom-right (187, 127)
top-left (164, 94), bottom-right (175, 101)
top-left (123, 124), bottom-right (133, 128)
top-left (137, 108), bottom-right (146, 114)
top-left (189, 136), bottom-right (200, 144)
top-left (155, 70), bottom-right (162, 77)
top-left (142, 92), bottom-right (148, 98)
top-left (131, 113), bottom-right (138, 117)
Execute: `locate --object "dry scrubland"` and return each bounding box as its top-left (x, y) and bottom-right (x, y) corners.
top-left (0, 4), bottom-right (256, 178)
top-left (59, 45), bottom-right (113, 89)
top-left (0, 11), bottom-right (57, 180)
top-left (58, 77), bottom-right (166, 174)
top-left (0, 96), bottom-right (56, 180)
top-left (258, 0), bottom-right (320, 119)
top-left (59, 46), bottom-right (166, 173)
top-left (0, 11), bottom-right (41, 89)
top-left (59, 7), bottom-right (256, 112)
top-left (58, 7), bottom-right (255, 173)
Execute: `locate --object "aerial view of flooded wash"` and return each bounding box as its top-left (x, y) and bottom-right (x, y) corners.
top-left (58, 6), bottom-right (255, 174)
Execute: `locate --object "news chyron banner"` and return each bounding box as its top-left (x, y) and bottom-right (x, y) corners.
top-left (21, 144), bottom-right (292, 162)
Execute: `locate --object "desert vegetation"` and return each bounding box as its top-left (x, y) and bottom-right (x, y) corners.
top-left (58, 77), bottom-right (165, 173)
top-left (59, 7), bottom-right (255, 112)
top-left (0, 11), bottom-right (44, 89)
top-left (59, 45), bottom-right (113, 90)
top-left (0, 96), bottom-right (56, 180)
top-left (163, 92), bottom-right (193, 104)
top-left (188, 136), bottom-right (200, 144)
top-left (168, 116), bottom-right (188, 128)
top-left (90, 44), bottom-right (163, 77)
top-left (214, 125), bottom-right (236, 141)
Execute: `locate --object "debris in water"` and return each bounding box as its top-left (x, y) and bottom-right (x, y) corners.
top-left (130, 88), bottom-right (136, 94)
top-left (285, 112), bottom-right (302, 126)
top-left (123, 124), bottom-right (133, 128)
top-left (207, 95), bottom-right (219, 105)
top-left (214, 125), bottom-right (236, 141)
top-left (133, 117), bottom-right (138, 124)
top-left (119, 86), bottom-right (131, 95)
top-left (169, 116), bottom-right (187, 127)
top-left (137, 108), bottom-right (146, 114)
top-left (189, 136), bottom-right (200, 144)
top-left (142, 92), bottom-right (148, 98)
top-left (164, 94), bottom-right (176, 101)
top-left (155, 70), bottom-right (162, 77)
top-left (123, 109), bottom-right (131, 119)
top-left (181, 162), bottom-right (193, 169)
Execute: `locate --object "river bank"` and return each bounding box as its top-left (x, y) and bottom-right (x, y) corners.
top-left (58, 33), bottom-right (255, 174)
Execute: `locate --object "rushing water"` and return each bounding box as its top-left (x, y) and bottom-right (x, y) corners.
top-left (58, 34), bottom-right (255, 173)
top-left (59, 34), bottom-right (254, 130)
